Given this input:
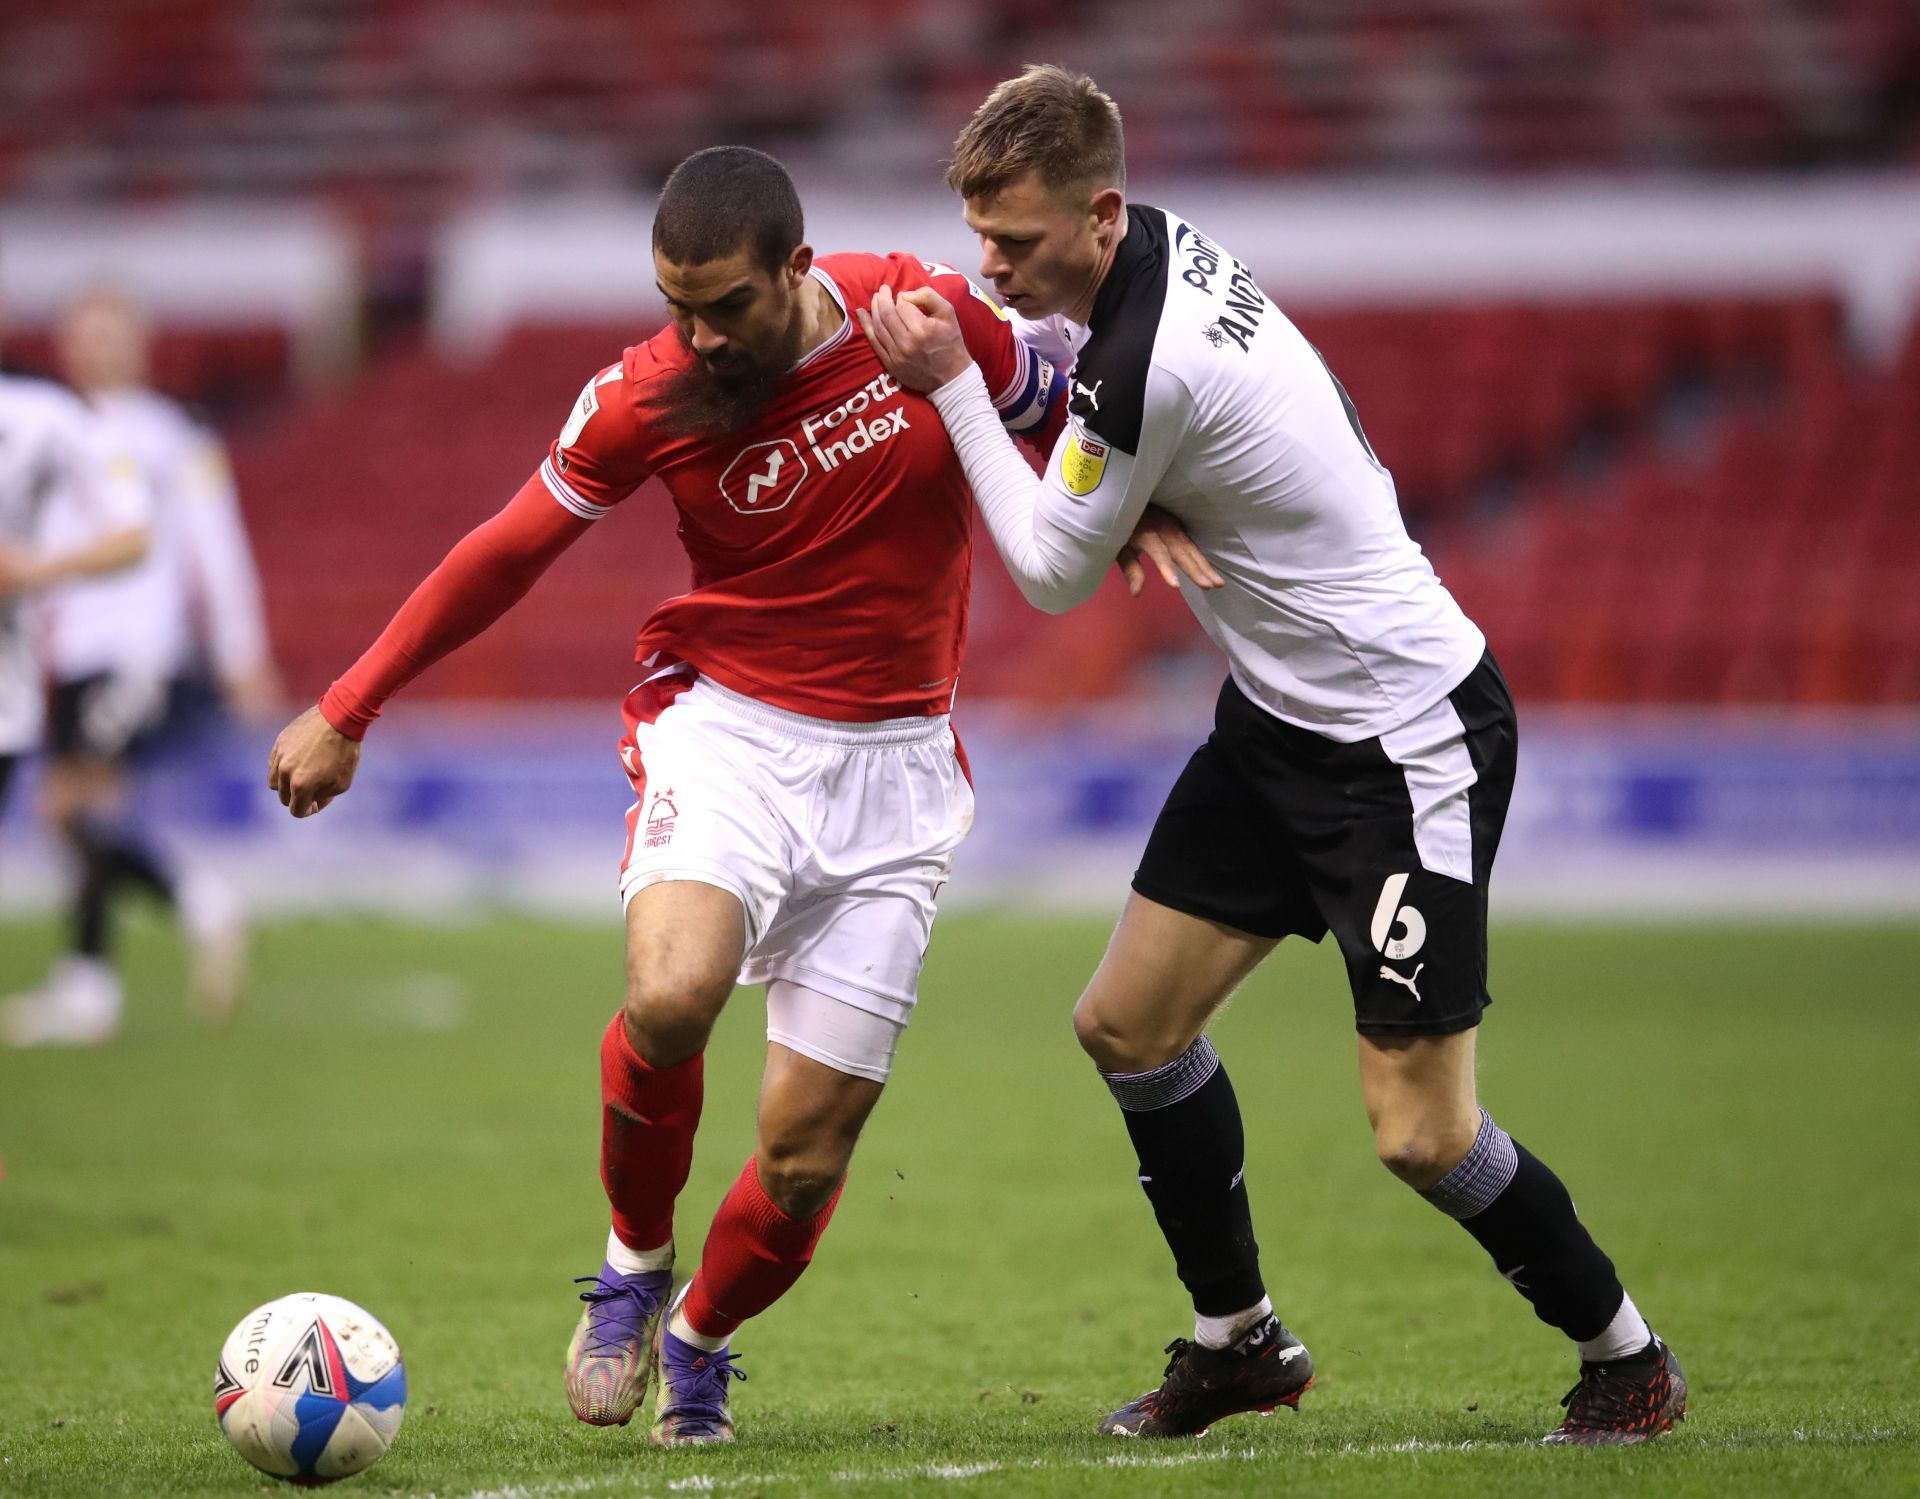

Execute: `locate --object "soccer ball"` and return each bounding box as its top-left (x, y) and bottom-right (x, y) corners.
top-left (214, 1292), bottom-right (407, 1484)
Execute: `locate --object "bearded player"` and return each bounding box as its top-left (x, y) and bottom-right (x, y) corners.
top-left (267, 146), bottom-right (1206, 1446)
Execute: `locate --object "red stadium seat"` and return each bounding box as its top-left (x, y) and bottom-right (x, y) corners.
top-left (203, 290), bottom-right (1919, 708)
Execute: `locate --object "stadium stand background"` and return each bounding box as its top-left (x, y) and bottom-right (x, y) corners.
top-left (3, 0), bottom-right (1918, 916)
top-left (3, 0), bottom-right (1916, 203)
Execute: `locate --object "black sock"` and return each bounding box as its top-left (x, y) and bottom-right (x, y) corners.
top-left (1421, 1109), bottom-right (1625, 1342)
top-left (70, 819), bottom-right (177, 959)
top-left (1105, 1037), bottom-right (1266, 1317)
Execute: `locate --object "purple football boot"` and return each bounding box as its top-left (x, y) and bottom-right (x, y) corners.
top-left (565, 1263), bottom-right (671, 1426)
top-left (650, 1289), bottom-right (747, 1446)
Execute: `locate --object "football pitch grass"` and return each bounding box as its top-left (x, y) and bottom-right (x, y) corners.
top-left (2, 914), bottom-right (1916, 1498)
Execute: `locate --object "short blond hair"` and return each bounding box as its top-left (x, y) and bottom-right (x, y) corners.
top-left (947, 65), bottom-right (1125, 201)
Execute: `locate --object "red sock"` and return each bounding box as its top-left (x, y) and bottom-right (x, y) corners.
top-left (681, 1156), bottom-right (843, 1340)
top-left (599, 1012), bottom-right (704, 1253)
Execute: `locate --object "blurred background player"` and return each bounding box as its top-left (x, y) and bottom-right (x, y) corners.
top-left (0, 334), bottom-right (151, 1046)
top-left (1, 288), bottom-right (274, 1045)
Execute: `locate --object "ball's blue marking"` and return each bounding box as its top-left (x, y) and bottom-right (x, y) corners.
top-left (289, 1391), bottom-right (347, 1474)
top-left (346, 1360), bottom-right (407, 1411)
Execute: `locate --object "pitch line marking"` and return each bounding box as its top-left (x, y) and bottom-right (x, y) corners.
top-left (411, 1426), bottom-right (1920, 1499)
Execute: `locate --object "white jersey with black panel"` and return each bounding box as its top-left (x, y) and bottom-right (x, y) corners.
top-left (44, 387), bottom-right (268, 686)
top-left (934, 203), bottom-right (1485, 744)
top-left (0, 374), bottom-right (150, 753)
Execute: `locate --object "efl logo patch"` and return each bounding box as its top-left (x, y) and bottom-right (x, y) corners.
top-left (719, 439), bottom-right (810, 515)
top-left (1061, 427), bottom-right (1109, 496)
top-left (558, 365), bottom-right (619, 450)
top-left (558, 380), bottom-right (598, 449)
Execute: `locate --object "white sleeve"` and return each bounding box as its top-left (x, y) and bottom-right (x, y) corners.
top-left (1007, 311), bottom-right (1078, 377)
top-left (927, 362), bottom-right (1192, 615)
top-left (175, 430), bottom-right (272, 678)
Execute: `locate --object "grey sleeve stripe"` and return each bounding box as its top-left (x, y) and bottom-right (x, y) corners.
top-left (1102, 1035), bottom-right (1221, 1112)
top-left (1421, 1109), bottom-right (1518, 1219)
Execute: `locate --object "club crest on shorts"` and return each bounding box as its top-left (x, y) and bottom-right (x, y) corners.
top-left (1061, 425), bottom-right (1109, 496)
top-left (644, 790), bottom-right (678, 849)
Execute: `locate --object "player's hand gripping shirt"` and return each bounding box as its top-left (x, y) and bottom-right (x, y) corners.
top-left (320, 256), bottom-right (1059, 736)
top-left (930, 204), bottom-right (1486, 743)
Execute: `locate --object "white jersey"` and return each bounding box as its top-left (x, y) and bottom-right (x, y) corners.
top-left (0, 374), bottom-right (149, 754)
top-left (44, 387), bottom-right (270, 686)
top-left (937, 203), bottom-right (1485, 744)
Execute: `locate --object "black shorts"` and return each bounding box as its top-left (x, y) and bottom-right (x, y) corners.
top-left (46, 672), bottom-right (174, 763)
top-left (1132, 652), bottom-right (1517, 1036)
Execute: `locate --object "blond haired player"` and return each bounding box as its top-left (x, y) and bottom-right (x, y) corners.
top-left (859, 65), bottom-right (1685, 1447)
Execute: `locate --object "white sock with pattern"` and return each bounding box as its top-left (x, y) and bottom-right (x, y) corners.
top-left (1195, 1296), bottom-right (1274, 1350)
top-left (1576, 1292), bottom-right (1652, 1363)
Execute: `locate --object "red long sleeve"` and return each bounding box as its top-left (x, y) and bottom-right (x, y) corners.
top-left (317, 478), bottom-right (593, 739)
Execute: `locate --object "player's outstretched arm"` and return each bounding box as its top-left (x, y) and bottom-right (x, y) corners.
top-left (266, 479), bottom-right (593, 818)
top-left (268, 706), bottom-right (361, 818)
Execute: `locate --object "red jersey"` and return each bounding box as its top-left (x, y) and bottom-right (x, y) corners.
top-left (539, 254), bottom-right (1060, 720)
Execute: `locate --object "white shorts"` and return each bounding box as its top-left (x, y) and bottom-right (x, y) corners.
top-left (765, 978), bottom-right (902, 1085)
top-left (616, 664), bottom-right (974, 1072)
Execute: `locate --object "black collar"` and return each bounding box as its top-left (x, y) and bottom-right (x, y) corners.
top-left (1087, 203), bottom-right (1163, 335)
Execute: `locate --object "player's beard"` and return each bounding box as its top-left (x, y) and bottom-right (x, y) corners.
top-left (657, 317), bottom-right (806, 439)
